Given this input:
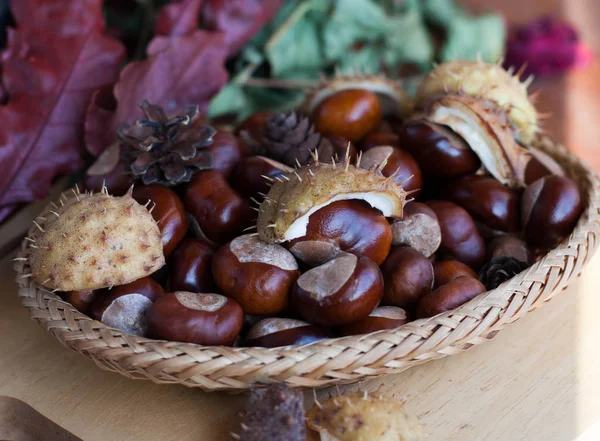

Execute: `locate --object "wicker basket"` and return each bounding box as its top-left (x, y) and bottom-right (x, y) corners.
top-left (13, 136), bottom-right (600, 392)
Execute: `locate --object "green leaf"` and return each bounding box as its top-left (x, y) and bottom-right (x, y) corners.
top-left (421, 0), bottom-right (464, 28)
top-left (337, 45), bottom-right (382, 74)
top-left (441, 13), bottom-right (506, 63)
top-left (382, 9), bottom-right (434, 68)
top-left (208, 84), bottom-right (251, 120)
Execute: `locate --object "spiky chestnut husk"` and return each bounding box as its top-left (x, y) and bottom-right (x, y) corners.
top-left (424, 95), bottom-right (531, 189)
top-left (256, 154), bottom-right (410, 244)
top-left (306, 391), bottom-right (424, 441)
top-left (28, 187), bottom-right (164, 291)
top-left (415, 60), bottom-right (539, 144)
top-left (302, 74), bottom-right (412, 118)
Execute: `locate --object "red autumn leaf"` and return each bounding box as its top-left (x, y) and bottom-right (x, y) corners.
top-left (85, 30), bottom-right (229, 157)
top-left (0, 0), bottom-right (125, 223)
top-left (154, 0), bottom-right (205, 37)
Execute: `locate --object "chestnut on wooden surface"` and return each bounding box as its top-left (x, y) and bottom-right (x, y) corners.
top-left (340, 306), bottom-right (410, 336)
top-left (244, 318), bottom-right (330, 347)
top-left (147, 292), bottom-right (243, 346)
top-left (360, 131), bottom-right (400, 151)
top-left (232, 155), bottom-right (291, 200)
top-left (286, 200), bottom-right (392, 266)
top-left (521, 175), bottom-right (583, 249)
top-left (204, 130), bottom-right (245, 180)
top-left (416, 276), bottom-right (486, 319)
top-left (360, 146), bottom-right (422, 197)
top-left (433, 260), bottom-right (477, 289)
top-left (381, 246), bottom-right (434, 309)
top-left (390, 202), bottom-right (441, 257)
top-left (426, 200), bottom-right (486, 269)
top-left (290, 254), bottom-right (383, 326)
top-left (170, 238), bottom-right (216, 293)
top-left (312, 89), bottom-right (383, 142)
top-left (184, 170), bottom-right (254, 244)
top-left (396, 120), bottom-right (480, 179)
top-left (212, 234), bottom-right (300, 315)
top-left (488, 236), bottom-right (532, 264)
top-left (443, 175), bottom-right (519, 232)
top-left (132, 184), bottom-right (188, 257)
top-left (60, 289), bottom-right (98, 314)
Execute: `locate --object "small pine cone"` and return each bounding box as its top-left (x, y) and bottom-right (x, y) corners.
top-left (479, 256), bottom-right (530, 290)
top-left (262, 112), bottom-right (322, 167)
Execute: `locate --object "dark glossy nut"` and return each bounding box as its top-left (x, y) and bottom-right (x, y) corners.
top-left (236, 111), bottom-right (276, 140)
top-left (416, 276), bottom-right (486, 318)
top-left (170, 238), bottom-right (216, 293)
top-left (340, 306), bottom-right (410, 336)
top-left (212, 234), bottom-right (300, 315)
top-left (360, 145), bottom-right (422, 197)
top-left (290, 254), bottom-right (383, 326)
top-left (488, 236), bottom-right (532, 264)
top-left (317, 136), bottom-right (358, 163)
top-left (60, 289), bottom-right (99, 314)
top-left (147, 292), bottom-right (243, 346)
top-left (426, 200), bottom-right (486, 269)
top-left (521, 175), bottom-right (582, 249)
top-left (390, 202), bottom-right (441, 257)
top-left (205, 130), bottom-right (245, 180)
top-left (313, 89), bottom-right (383, 142)
top-left (524, 146), bottom-right (565, 185)
top-left (89, 277), bottom-right (165, 336)
top-left (243, 318), bottom-right (330, 347)
top-left (381, 246), bottom-right (434, 309)
top-left (132, 184), bottom-right (188, 257)
top-left (443, 175), bottom-right (519, 232)
top-left (185, 170), bottom-right (255, 244)
top-left (396, 120), bottom-right (480, 179)
top-left (232, 156), bottom-right (291, 200)
top-left (286, 200), bottom-right (392, 266)
top-left (360, 132), bottom-right (400, 151)
top-left (433, 260), bottom-right (477, 289)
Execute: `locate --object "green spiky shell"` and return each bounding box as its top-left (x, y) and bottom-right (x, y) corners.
top-left (415, 60), bottom-right (538, 144)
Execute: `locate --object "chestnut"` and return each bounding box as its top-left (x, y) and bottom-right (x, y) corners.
top-left (390, 202), bottom-right (441, 257)
top-left (170, 238), bottom-right (216, 293)
top-left (205, 130), bottom-right (245, 180)
top-left (317, 136), bottom-right (358, 163)
top-left (433, 260), bottom-right (477, 288)
top-left (524, 146), bottom-right (565, 185)
top-left (396, 120), bottom-right (480, 179)
top-left (60, 289), bottom-right (99, 314)
top-left (521, 175), bottom-right (582, 249)
top-left (416, 276), bottom-right (486, 319)
top-left (212, 234), bottom-right (299, 315)
top-left (184, 170), bottom-right (255, 244)
top-left (89, 276), bottom-right (165, 336)
top-left (360, 132), bottom-right (400, 151)
top-left (286, 200), bottom-right (392, 266)
top-left (244, 318), bottom-right (330, 347)
top-left (426, 200), bottom-right (486, 269)
top-left (360, 146), bottom-right (422, 197)
top-left (488, 235), bottom-right (532, 264)
top-left (147, 292), bottom-right (243, 345)
top-left (443, 175), bottom-right (519, 232)
top-left (235, 111), bottom-right (275, 141)
top-left (340, 306), bottom-right (409, 336)
top-left (232, 155), bottom-right (291, 200)
top-left (290, 254), bottom-right (383, 326)
top-left (312, 89), bottom-right (382, 142)
top-left (132, 184), bottom-right (188, 257)
top-left (381, 246), bottom-right (434, 309)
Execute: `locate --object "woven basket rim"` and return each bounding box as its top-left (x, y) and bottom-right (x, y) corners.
top-left (13, 135), bottom-right (600, 391)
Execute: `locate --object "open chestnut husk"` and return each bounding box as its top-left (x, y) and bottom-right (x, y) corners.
top-left (360, 145), bottom-right (422, 197)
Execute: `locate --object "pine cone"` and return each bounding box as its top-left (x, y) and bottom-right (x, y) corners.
top-left (262, 112), bottom-right (322, 166)
top-left (479, 256), bottom-right (530, 290)
top-left (118, 100), bottom-right (215, 186)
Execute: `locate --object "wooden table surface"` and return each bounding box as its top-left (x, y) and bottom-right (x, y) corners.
top-left (2, 1), bottom-right (600, 440)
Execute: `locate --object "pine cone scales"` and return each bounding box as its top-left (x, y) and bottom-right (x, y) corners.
top-left (262, 112), bottom-right (322, 166)
top-left (479, 256), bottom-right (530, 290)
top-left (118, 101), bottom-right (215, 186)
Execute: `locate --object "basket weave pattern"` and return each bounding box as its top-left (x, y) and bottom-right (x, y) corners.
top-left (14, 136), bottom-right (600, 391)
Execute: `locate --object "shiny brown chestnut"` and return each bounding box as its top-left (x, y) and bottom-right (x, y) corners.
top-left (205, 130), bottom-right (245, 180)
top-left (521, 176), bottom-right (582, 249)
top-left (243, 318), bottom-right (330, 347)
top-left (290, 254), bottom-right (383, 326)
top-left (170, 238), bottom-right (216, 293)
top-left (396, 120), bottom-right (480, 179)
top-left (147, 292), bottom-right (243, 346)
top-left (488, 235), bottom-right (532, 264)
top-left (316, 136), bottom-right (358, 164)
top-left (60, 289), bottom-right (99, 314)
top-left (212, 234), bottom-right (300, 315)
top-left (185, 170), bottom-right (255, 244)
top-left (286, 200), bottom-right (392, 266)
top-left (524, 146), bottom-right (565, 185)
top-left (390, 202), bottom-right (441, 257)
top-left (232, 156), bottom-right (291, 200)
top-left (235, 111), bottom-right (276, 141)
top-left (360, 146), bottom-right (422, 197)
top-left (381, 246), bottom-right (434, 309)
top-left (89, 277), bottom-right (165, 336)
top-left (360, 132), bottom-right (400, 151)
top-left (340, 306), bottom-right (410, 336)
top-left (312, 89), bottom-right (383, 142)
top-left (426, 200), bottom-right (486, 269)
top-left (433, 260), bottom-right (477, 289)
top-left (443, 175), bottom-right (519, 232)
top-left (132, 184), bottom-right (188, 257)
top-left (416, 276), bottom-right (486, 319)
